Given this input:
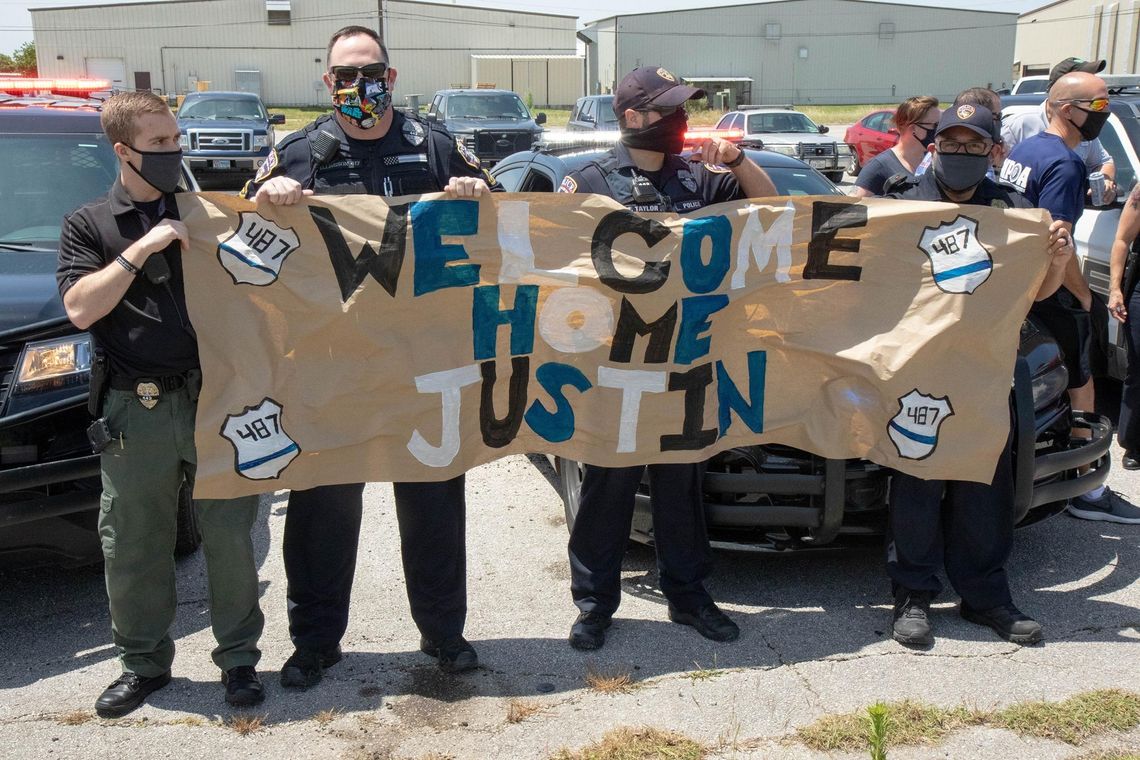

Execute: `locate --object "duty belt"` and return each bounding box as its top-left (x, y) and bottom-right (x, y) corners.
top-left (109, 373), bottom-right (188, 392)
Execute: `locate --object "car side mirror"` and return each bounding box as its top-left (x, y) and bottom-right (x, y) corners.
top-left (536, 112), bottom-right (547, 125)
top-left (268, 113), bottom-right (285, 125)
top-left (818, 125), bottom-right (829, 134)
top-left (426, 112), bottom-right (438, 121)
top-left (581, 113), bottom-right (594, 123)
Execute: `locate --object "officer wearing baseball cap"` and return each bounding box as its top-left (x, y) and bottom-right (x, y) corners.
top-left (1049, 56), bottom-right (1107, 88)
top-left (882, 103), bottom-right (1074, 648)
top-left (556, 66), bottom-right (776, 651)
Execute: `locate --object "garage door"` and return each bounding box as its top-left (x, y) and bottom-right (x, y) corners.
top-left (86, 58), bottom-right (126, 89)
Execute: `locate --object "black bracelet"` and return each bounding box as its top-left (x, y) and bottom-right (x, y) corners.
top-left (115, 255), bottom-right (140, 276)
top-left (724, 149), bottom-right (746, 169)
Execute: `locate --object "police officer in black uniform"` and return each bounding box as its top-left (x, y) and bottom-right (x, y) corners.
top-left (883, 104), bottom-right (1072, 648)
top-left (243, 25), bottom-right (499, 687)
top-left (555, 66), bottom-right (777, 650)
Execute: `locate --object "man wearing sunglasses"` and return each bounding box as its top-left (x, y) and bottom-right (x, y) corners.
top-left (555, 66), bottom-right (776, 652)
top-left (1002, 71), bottom-right (1139, 525)
top-left (884, 104), bottom-right (1074, 648)
top-left (242, 25), bottom-right (500, 689)
top-left (1002, 57), bottom-right (1118, 207)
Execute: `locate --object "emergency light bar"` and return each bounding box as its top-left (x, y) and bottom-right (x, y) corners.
top-left (683, 128), bottom-right (745, 145)
top-left (0, 77), bottom-right (111, 95)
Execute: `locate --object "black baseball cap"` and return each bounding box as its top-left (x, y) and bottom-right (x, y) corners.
top-left (935, 103), bottom-right (998, 141)
top-left (613, 66), bottom-right (705, 116)
top-left (1048, 56), bottom-right (1107, 88)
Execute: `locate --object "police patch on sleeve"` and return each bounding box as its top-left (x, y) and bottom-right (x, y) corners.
top-left (918, 215), bottom-right (992, 294)
top-left (558, 175), bottom-right (578, 193)
top-left (888, 389), bottom-right (954, 460)
top-left (217, 212), bottom-right (300, 286)
top-left (456, 138), bottom-right (482, 170)
top-left (402, 117), bottom-right (427, 146)
top-left (703, 162), bottom-right (732, 174)
top-left (221, 398), bottom-right (300, 480)
top-left (253, 149), bottom-right (278, 183)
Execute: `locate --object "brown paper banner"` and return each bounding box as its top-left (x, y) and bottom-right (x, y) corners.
top-left (177, 192), bottom-right (1050, 499)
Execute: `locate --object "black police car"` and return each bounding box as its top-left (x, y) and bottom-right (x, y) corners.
top-left (491, 145), bottom-right (1114, 551)
top-left (426, 88), bottom-right (546, 166)
top-left (0, 95), bottom-right (202, 566)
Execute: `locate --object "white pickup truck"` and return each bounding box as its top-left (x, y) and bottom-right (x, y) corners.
top-left (1002, 91), bottom-right (1140, 381)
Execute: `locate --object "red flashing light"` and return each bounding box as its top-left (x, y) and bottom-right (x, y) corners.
top-left (0, 77), bottom-right (110, 94)
top-left (684, 128), bottom-right (745, 143)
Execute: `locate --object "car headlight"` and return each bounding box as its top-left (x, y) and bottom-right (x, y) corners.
top-left (179, 133), bottom-right (190, 150)
top-left (12, 334), bottom-right (93, 395)
top-left (836, 144), bottom-right (852, 155)
top-left (1030, 360), bottom-right (1069, 411)
top-left (253, 134), bottom-right (269, 149)
top-left (767, 144), bottom-right (798, 156)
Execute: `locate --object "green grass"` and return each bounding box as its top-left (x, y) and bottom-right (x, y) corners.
top-left (993, 689), bottom-right (1140, 745)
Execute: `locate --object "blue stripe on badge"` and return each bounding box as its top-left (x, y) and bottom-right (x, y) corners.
top-left (238, 442), bottom-right (299, 471)
top-left (220, 243), bottom-right (277, 276)
top-left (932, 259), bottom-right (991, 284)
top-left (889, 420), bottom-right (937, 445)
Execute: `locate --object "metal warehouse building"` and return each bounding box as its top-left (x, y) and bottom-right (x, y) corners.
top-left (31, 0), bottom-right (580, 106)
top-left (579, 0), bottom-right (1018, 105)
top-left (1016, 1), bottom-right (1140, 79)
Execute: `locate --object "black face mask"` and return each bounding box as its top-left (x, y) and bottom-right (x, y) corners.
top-left (126, 146), bottom-right (183, 193)
top-left (932, 152), bottom-right (990, 192)
top-left (1070, 106), bottom-right (1110, 141)
top-left (621, 109), bottom-right (688, 155)
top-left (913, 124), bottom-right (935, 149)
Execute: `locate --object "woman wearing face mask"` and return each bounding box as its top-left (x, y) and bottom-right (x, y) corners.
top-left (852, 96), bottom-right (940, 198)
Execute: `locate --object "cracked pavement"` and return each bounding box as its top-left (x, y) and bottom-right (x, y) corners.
top-left (1, 440), bottom-right (1138, 759)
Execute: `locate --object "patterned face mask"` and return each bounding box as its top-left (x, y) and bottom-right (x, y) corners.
top-left (332, 75), bottom-right (391, 129)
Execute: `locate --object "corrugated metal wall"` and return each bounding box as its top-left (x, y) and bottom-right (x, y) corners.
top-left (584, 0), bottom-right (1018, 104)
top-left (1016, 0), bottom-right (1140, 78)
top-left (470, 57), bottom-right (584, 107)
top-left (31, 0), bottom-right (576, 106)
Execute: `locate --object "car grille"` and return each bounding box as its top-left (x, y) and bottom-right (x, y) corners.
top-left (0, 346), bottom-right (17, 405)
top-left (798, 143), bottom-right (836, 158)
top-left (188, 129), bottom-right (252, 152)
top-left (474, 130), bottom-right (535, 160)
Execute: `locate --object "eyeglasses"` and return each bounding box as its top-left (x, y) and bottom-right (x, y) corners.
top-left (935, 138), bottom-right (992, 156)
top-left (1060, 97), bottom-right (1110, 112)
top-left (329, 63), bottom-right (388, 81)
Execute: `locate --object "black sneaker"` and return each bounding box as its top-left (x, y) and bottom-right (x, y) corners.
top-left (960, 602), bottom-right (1043, 645)
top-left (222, 665), bottom-right (265, 706)
top-left (892, 592), bottom-right (933, 647)
top-left (280, 645), bottom-right (342, 689)
top-left (568, 611), bottom-right (612, 651)
top-left (1067, 488), bottom-right (1140, 524)
top-left (1123, 452), bottom-right (1140, 470)
top-left (419, 635), bottom-right (479, 673)
top-left (94, 671), bottom-right (171, 718)
top-left (667, 603), bottom-right (740, 642)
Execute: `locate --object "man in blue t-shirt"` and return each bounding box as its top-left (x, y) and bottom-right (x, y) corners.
top-left (1001, 71), bottom-right (1136, 523)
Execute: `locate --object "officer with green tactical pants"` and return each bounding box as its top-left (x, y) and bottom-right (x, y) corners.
top-left (56, 90), bottom-right (266, 717)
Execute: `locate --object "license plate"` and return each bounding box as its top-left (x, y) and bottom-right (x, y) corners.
top-left (809, 158), bottom-right (832, 168)
top-left (213, 159), bottom-right (232, 169)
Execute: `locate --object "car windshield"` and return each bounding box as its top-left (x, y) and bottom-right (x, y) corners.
top-left (765, 165), bottom-right (844, 196)
top-left (747, 112), bottom-right (819, 134)
top-left (0, 132), bottom-right (117, 247)
top-left (593, 98), bottom-right (618, 127)
top-left (1016, 79), bottom-right (1049, 95)
top-left (178, 98), bottom-right (266, 121)
top-left (448, 93), bottom-right (531, 120)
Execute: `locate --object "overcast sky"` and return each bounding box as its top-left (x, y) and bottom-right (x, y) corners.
top-left (0, 0), bottom-right (1043, 58)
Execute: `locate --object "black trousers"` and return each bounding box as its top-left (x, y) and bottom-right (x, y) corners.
top-left (885, 432), bottom-right (1014, 611)
top-left (1117, 287), bottom-right (1140, 452)
top-left (568, 462), bottom-right (713, 617)
top-left (283, 475), bottom-right (466, 652)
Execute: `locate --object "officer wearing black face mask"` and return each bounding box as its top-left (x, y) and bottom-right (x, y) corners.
top-left (555, 66), bottom-right (776, 652)
top-left (244, 24), bottom-right (501, 689)
top-left (882, 103), bottom-right (1074, 649)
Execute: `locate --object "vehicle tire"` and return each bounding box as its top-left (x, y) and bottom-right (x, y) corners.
top-left (849, 149), bottom-right (862, 176)
top-left (825, 170), bottom-right (846, 183)
top-left (556, 456), bottom-right (586, 533)
top-left (174, 478), bottom-right (202, 557)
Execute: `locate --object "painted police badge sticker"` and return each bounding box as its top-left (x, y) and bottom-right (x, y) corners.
top-left (558, 175), bottom-right (578, 193)
top-left (217, 212), bottom-right (301, 286)
top-left (402, 117), bottom-right (427, 146)
top-left (221, 398), bottom-right (300, 480)
top-left (918, 215), bottom-right (992, 294)
top-left (888, 389), bottom-right (954, 460)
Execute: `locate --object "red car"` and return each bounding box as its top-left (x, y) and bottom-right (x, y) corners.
top-left (843, 109), bottom-right (897, 176)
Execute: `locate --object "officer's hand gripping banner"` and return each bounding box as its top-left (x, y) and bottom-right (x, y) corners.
top-left (178, 192), bottom-right (1052, 499)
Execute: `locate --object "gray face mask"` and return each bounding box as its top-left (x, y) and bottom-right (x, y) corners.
top-left (126, 146), bottom-right (184, 193)
top-left (932, 152), bottom-right (989, 192)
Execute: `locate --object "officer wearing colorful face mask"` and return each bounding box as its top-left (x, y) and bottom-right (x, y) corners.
top-left (883, 104), bottom-right (1073, 649)
top-left (555, 66), bottom-right (776, 652)
top-left (243, 24), bottom-right (499, 688)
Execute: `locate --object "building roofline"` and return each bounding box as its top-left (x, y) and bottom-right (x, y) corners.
top-left (1018, 0), bottom-right (1068, 17)
top-left (585, 0), bottom-right (1017, 25)
top-left (32, 0), bottom-right (574, 20)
